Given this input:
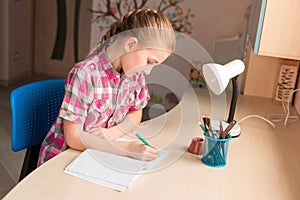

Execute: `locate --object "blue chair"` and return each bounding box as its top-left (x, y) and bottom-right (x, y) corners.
top-left (10, 78), bottom-right (65, 181)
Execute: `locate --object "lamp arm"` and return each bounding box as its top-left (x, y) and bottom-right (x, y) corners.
top-left (227, 76), bottom-right (238, 123)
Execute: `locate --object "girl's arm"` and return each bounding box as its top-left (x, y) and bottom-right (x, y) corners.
top-left (89, 109), bottom-right (143, 140)
top-left (63, 113), bottom-right (159, 161)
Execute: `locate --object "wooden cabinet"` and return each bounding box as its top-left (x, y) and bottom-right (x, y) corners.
top-left (295, 72), bottom-right (300, 115)
top-left (0, 0), bottom-right (33, 85)
top-left (242, 40), bottom-right (282, 98)
top-left (248, 0), bottom-right (300, 60)
top-left (0, 0), bottom-right (92, 85)
top-left (242, 39), bottom-right (299, 99)
top-left (34, 0), bottom-right (91, 77)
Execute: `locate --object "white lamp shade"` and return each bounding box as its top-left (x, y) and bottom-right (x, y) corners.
top-left (202, 59), bottom-right (245, 95)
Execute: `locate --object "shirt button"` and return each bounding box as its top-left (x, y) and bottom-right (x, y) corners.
top-left (90, 64), bottom-right (96, 69)
top-left (99, 107), bottom-right (105, 112)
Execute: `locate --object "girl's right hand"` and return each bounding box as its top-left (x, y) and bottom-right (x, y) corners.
top-left (126, 141), bottom-right (160, 161)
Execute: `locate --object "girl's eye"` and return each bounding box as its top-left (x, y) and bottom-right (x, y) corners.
top-left (147, 60), bottom-right (157, 65)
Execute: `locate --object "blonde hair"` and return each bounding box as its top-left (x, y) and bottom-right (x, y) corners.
top-left (92, 9), bottom-right (175, 55)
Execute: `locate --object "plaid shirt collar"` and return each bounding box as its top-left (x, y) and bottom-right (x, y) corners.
top-left (96, 48), bottom-right (121, 84)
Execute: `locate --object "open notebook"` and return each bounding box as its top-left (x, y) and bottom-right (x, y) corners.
top-left (64, 148), bottom-right (168, 191)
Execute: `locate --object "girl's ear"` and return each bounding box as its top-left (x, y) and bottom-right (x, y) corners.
top-left (124, 37), bottom-right (138, 52)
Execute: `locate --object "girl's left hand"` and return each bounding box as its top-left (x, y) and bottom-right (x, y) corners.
top-left (88, 126), bottom-right (123, 141)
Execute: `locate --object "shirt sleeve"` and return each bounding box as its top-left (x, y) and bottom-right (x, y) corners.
top-left (129, 75), bottom-right (150, 112)
top-left (59, 67), bottom-right (94, 124)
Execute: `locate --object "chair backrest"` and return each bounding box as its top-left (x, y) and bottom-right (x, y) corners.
top-left (10, 79), bottom-right (65, 152)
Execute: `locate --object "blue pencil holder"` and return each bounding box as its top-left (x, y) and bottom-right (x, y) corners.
top-left (201, 132), bottom-right (232, 168)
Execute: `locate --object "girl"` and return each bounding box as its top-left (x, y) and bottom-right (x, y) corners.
top-left (37, 9), bottom-right (175, 166)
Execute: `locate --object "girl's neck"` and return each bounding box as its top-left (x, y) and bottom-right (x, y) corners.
top-left (106, 42), bottom-right (123, 73)
top-left (111, 59), bottom-right (121, 73)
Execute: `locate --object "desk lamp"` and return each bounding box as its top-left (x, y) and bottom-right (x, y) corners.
top-left (202, 59), bottom-right (245, 137)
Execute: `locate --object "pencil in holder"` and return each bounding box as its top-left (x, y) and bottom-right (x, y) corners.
top-left (201, 131), bottom-right (232, 167)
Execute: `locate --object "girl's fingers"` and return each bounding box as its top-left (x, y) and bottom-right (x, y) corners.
top-left (146, 146), bottom-right (160, 155)
top-left (128, 142), bottom-right (160, 161)
top-left (145, 146), bottom-right (160, 159)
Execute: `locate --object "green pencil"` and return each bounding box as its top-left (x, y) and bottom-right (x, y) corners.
top-left (135, 133), bottom-right (152, 147)
top-left (198, 121), bottom-right (206, 133)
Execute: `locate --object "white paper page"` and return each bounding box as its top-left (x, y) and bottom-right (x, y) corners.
top-left (64, 151), bottom-right (132, 191)
top-left (65, 149), bottom-right (144, 187)
top-left (87, 149), bottom-right (145, 173)
top-left (64, 148), bottom-right (168, 191)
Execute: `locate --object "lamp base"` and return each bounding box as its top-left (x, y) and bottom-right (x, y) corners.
top-left (210, 119), bottom-right (241, 138)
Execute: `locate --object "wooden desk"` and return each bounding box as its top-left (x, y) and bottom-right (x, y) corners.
top-left (4, 89), bottom-right (300, 200)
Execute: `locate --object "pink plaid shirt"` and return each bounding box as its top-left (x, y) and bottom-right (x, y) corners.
top-left (37, 49), bottom-right (150, 166)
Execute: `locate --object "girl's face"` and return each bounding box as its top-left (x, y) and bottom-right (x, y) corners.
top-left (119, 48), bottom-right (170, 76)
